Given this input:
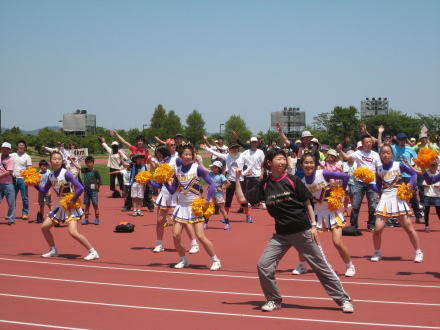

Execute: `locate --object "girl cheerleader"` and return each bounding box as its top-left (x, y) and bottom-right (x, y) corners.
top-left (35, 151), bottom-right (99, 260)
top-left (292, 152), bottom-right (355, 277)
top-left (234, 149), bottom-right (353, 313)
top-left (370, 145), bottom-right (423, 263)
top-left (164, 144), bottom-right (221, 270)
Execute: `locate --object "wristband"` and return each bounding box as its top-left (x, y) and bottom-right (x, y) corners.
top-left (311, 222), bottom-right (317, 226)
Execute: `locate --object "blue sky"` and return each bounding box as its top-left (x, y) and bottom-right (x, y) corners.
top-left (1, 0), bottom-right (439, 136)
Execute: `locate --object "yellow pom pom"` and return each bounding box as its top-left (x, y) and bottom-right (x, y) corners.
top-left (191, 197), bottom-right (215, 217)
top-left (60, 193), bottom-right (82, 210)
top-left (135, 170), bottom-right (152, 184)
top-left (397, 182), bottom-right (414, 201)
top-left (353, 167), bottom-right (375, 184)
top-left (153, 163), bottom-right (174, 183)
top-left (327, 197), bottom-right (342, 211)
top-left (330, 186), bottom-right (345, 200)
top-left (414, 148), bottom-right (439, 169)
top-left (21, 167), bottom-right (40, 186)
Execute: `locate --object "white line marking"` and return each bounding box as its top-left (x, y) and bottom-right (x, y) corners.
top-left (0, 257), bottom-right (438, 289)
top-left (0, 293), bottom-right (438, 329)
top-left (0, 320), bottom-right (90, 329)
top-left (1, 273), bottom-right (439, 307)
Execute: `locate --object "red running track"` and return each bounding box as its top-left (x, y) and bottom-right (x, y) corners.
top-left (0, 186), bottom-right (439, 329)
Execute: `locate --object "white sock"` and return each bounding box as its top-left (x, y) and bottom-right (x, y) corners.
top-left (180, 256), bottom-right (188, 261)
top-left (346, 261), bottom-right (353, 268)
top-left (157, 240), bottom-right (163, 245)
top-left (299, 261), bottom-right (306, 267)
top-left (191, 239), bottom-right (197, 245)
top-left (89, 248), bottom-right (96, 253)
top-left (211, 255), bottom-right (219, 261)
top-left (50, 246), bottom-right (57, 250)
top-left (415, 249), bottom-right (422, 253)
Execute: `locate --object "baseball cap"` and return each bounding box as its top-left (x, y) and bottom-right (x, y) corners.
top-left (301, 131), bottom-right (313, 138)
top-left (295, 140), bottom-right (301, 144)
top-left (320, 146), bottom-right (329, 151)
top-left (1, 142), bottom-right (11, 149)
top-left (132, 153), bottom-right (145, 161)
top-left (111, 141), bottom-right (119, 146)
top-left (419, 133), bottom-right (428, 140)
top-left (229, 142), bottom-right (240, 149)
top-left (255, 134), bottom-right (261, 139)
top-left (209, 161), bottom-right (223, 168)
top-left (175, 133), bottom-right (184, 139)
top-left (396, 133), bottom-right (407, 140)
top-left (410, 138), bottom-right (416, 142)
top-left (356, 141), bottom-right (363, 149)
top-left (327, 149), bottom-right (338, 157)
top-left (250, 137), bottom-right (258, 142)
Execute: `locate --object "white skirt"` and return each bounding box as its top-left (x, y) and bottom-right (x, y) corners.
top-left (314, 203), bottom-right (345, 232)
top-left (170, 199), bottom-right (205, 224)
top-left (48, 204), bottom-right (84, 224)
top-left (155, 189), bottom-right (177, 210)
top-left (375, 190), bottom-right (412, 217)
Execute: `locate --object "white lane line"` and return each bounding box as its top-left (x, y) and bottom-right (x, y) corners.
top-left (1, 273), bottom-right (439, 307)
top-left (0, 293), bottom-right (439, 329)
top-left (0, 320), bottom-right (89, 329)
top-left (0, 257), bottom-right (438, 289)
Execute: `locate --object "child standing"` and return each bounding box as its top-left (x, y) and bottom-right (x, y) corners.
top-left (129, 153), bottom-right (147, 217)
top-left (342, 150), bottom-right (357, 217)
top-left (37, 159), bottom-right (52, 223)
top-left (370, 145), bottom-right (423, 263)
top-left (419, 161), bottom-right (440, 232)
top-left (35, 151), bottom-right (99, 260)
top-left (73, 156), bottom-right (102, 225)
top-left (206, 161), bottom-right (231, 230)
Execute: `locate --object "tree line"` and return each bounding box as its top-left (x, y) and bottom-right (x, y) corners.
top-left (2, 104), bottom-right (439, 156)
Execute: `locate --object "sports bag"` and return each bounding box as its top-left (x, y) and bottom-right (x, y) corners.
top-left (114, 222), bottom-right (135, 233)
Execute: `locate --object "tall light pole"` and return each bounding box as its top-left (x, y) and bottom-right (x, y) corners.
top-left (143, 124), bottom-right (148, 131)
top-left (220, 123), bottom-right (224, 137)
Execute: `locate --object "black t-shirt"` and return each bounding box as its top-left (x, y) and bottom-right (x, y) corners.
top-left (245, 173), bottom-right (313, 234)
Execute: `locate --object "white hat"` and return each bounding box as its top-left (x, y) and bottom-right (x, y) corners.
top-left (111, 141), bottom-right (119, 146)
top-left (301, 131), bottom-right (313, 138)
top-left (1, 142), bottom-right (11, 149)
top-left (356, 141), bottom-right (363, 149)
top-left (250, 137), bottom-right (258, 142)
top-left (327, 149), bottom-right (338, 157)
top-left (209, 161), bottom-right (223, 168)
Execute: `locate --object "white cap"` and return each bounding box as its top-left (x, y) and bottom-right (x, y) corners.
top-left (1, 142), bottom-right (11, 149)
top-left (250, 137), bottom-right (258, 142)
top-left (111, 141), bottom-right (119, 146)
top-left (209, 161), bottom-right (223, 168)
top-left (356, 141), bottom-right (363, 149)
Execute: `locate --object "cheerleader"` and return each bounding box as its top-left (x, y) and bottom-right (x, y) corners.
top-left (292, 153), bottom-right (355, 277)
top-left (164, 144), bottom-right (221, 270)
top-left (35, 151), bottom-right (99, 261)
top-left (370, 145), bottom-right (423, 263)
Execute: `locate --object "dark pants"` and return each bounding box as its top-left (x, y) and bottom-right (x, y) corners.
top-left (109, 168), bottom-right (124, 191)
top-left (402, 176), bottom-right (422, 218)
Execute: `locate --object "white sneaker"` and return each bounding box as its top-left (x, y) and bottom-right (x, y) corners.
top-left (261, 300), bottom-right (281, 312)
top-left (189, 244), bottom-right (200, 254)
top-left (292, 263), bottom-right (307, 275)
top-left (342, 300), bottom-right (354, 313)
top-left (42, 248), bottom-right (59, 258)
top-left (371, 251), bottom-right (381, 262)
top-left (174, 259), bottom-right (189, 269)
top-left (414, 251), bottom-right (424, 263)
top-left (153, 244), bottom-right (164, 253)
top-left (210, 260), bottom-right (221, 271)
top-left (137, 211), bottom-right (144, 216)
top-left (345, 265), bottom-right (356, 277)
top-left (84, 251), bottom-right (99, 261)
top-left (132, 211), bottom-right (138, 217)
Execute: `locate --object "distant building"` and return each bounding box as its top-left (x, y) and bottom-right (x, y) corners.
top-left (62, 110), bottom-right (96, 136)
top-left (271, 107), bottom-right (305, 141)
top-left (360, 98), bottom-right (389, 119)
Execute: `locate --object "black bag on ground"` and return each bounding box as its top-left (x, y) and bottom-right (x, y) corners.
top-left (114, 222), bottom-right (135, 233)
top-left (111, 190), bottom-right (122, 198)
top-left (342, 225), bottom-right (363, 236)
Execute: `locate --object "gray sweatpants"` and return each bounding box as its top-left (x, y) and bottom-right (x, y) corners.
top-left (257, 230), bottom-right (351, 305)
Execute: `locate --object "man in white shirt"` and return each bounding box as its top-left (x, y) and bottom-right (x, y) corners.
top-left (11, 140), bottom-right (32, 220)
top-left (337, 135), bottom-right (382, 231)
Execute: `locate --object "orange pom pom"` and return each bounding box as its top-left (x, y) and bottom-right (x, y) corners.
top-left (153, 163), bottom-right (174, 183)
top-left (21, 167), bottom-right (40, 186)
top-left (191, 197), bottom-right (215, 217)
top-left (60, 193), bottom-right (82, 210)
top-left (414, 148), bottom-right (439, 169)
top-left (397, 182), bottom-right (414, 201)
top-left (353, 167), bottom-right (375, 184)
top-left (135, 170), bottom-right (152, 184)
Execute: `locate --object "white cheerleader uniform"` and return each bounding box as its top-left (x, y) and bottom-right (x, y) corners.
top-left (302, 170), bottom-right (345, 232)
top-left (48, 168), bottom-right (84, 224)
top-left (155, 157), bottom-right (178, 210)
top-left (375, 162), bottom-right (412, 217)
top-left (170, 163), bottom-right (204, 224)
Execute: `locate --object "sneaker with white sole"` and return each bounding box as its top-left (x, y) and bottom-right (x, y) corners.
top-left (224, 224), bottom-right (231, 230)
top-left (292, 263), bottom-right (307, 275)
top-left (132, 211), bottom-right (138, 217)
top-left (414, 251), bottom-right (423, 263)
top-left (137, 211), bottom-right (144, 216)
top-left (153, 244), bottom-right (164, 253)
top-left (42, 248), bottom-right (59, 258)
top-left (189, 244), bottom-right (200, 254)
top-left (84, 251), bottom-right (99, 261)
top-left (342, 300), bottom-right (354, 313)
top-left (371, 250), bottom-right (381, 262)
top-left (174, 259), bottom-right (189, 269)
top-left (261, 300), bottom-right (281, 312)
top-left (345, 265), bottom-right (356, 277)
top-left (210, 260), bottom-right (221, 271)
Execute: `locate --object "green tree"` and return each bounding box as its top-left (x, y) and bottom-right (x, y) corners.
top-left (257, 130), bottom-right (280, 147)
top-left (146, 104), bottom-right (167, 141)
top-left (184, 109), bottom-right (206, 145)
top-left (363, 111), bottom-right (422, 140)
top-left (224, 115), bottom-right (252, 144)
top-left (161, 110), bottom-right (183, 140)
top-left (416, 113), bottom-right (440, 135)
